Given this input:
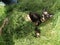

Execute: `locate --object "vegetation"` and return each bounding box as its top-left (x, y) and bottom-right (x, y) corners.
top-left (0, 0), bottom-right (60, 45)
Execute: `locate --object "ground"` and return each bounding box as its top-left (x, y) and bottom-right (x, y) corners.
top-left (14, 12), bottom-right (60, 45)
top-left (0, 1), bottom-right (60, 45)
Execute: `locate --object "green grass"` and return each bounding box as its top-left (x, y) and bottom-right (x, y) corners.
top-left (0, 0), bottom-right (60, 45)
top-left (0, 6), bottom-right (6, 26)
top-left (13, 12), bottom-right (60, 45)
top-left (0, 7), bottom-right (60, 45)
top-left (0, 8), bottom-right (60, 45)
top-left (0, 6), bottom-right (6, 17)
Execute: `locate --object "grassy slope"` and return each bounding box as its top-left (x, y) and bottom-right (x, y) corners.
top-left (0, 0), bottom-right (60, 45)
top-left (14, 12), bottom-right (60, 45)
top-left (14, 0), bottom-right (60, 45)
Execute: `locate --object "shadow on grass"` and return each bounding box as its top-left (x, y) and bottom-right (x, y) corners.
top-left (0, 19), bottom-right (36, 45)
top-left (13, 21), bottom-right (35, 39)
top-left (1, 25), bottom-right (15, 45)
